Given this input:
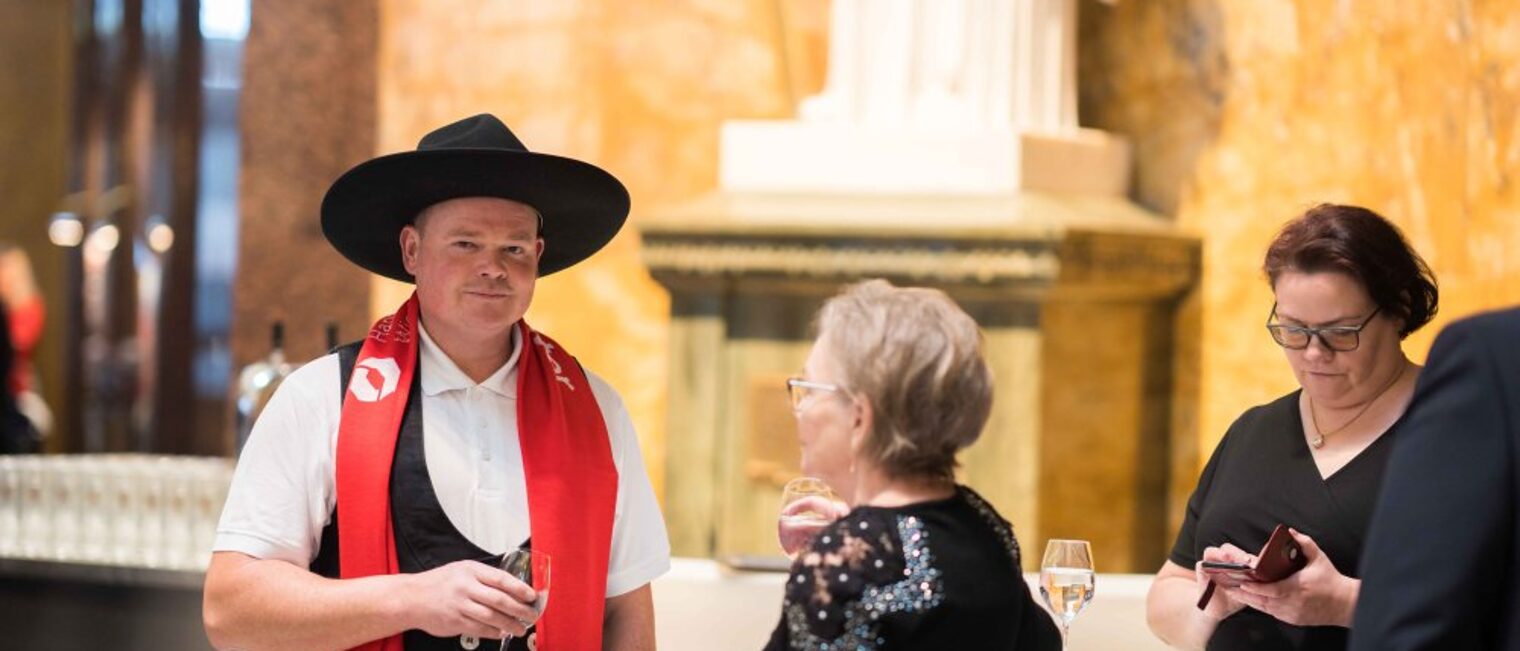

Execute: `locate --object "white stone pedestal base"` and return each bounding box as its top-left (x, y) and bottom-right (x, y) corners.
top-left (719, 121), bottom-right (1132, 197)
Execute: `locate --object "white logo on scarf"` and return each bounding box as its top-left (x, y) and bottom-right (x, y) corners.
top-left (532, 334), bottom-right (576, 391)
top-left (350, 357), bottom-right (401, 402)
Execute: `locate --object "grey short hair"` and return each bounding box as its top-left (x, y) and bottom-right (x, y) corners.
top-left (815, 279), bottom-right (993, 483)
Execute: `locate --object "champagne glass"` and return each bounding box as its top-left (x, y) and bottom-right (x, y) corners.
top-left (777, 477), bottom-right (845, 559)
top-left (1039, 539), bottom-right (1095, 649)
top-left (499, 548), bottom-right (550, 649)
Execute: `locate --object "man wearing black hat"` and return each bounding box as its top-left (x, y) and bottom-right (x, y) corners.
top-left (204, 115), bottom-right (670, 651)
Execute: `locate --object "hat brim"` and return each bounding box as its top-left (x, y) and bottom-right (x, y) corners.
top-left (320, 148), bottom-right (630, 281)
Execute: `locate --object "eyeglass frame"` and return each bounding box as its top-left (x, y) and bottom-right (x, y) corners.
top-left (1265, 302), bottom-right (1382, 352)
top-left (785, 377), bottom-right (846, 414)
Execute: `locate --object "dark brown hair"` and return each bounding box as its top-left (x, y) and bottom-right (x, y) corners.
top-left (1263, 203), bottom-right (1438, 337)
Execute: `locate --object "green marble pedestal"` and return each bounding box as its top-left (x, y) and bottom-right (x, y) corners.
top-left (641, 191), bottom-right (1199, 571)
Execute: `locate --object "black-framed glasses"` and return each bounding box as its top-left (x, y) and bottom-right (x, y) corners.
top-left (1265, 303), bottom-right (1381, 352)
top-left (785, 377), bottom-right (844, 414)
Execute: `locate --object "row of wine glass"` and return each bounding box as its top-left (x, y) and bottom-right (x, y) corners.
top-left (0, 454), bottom-right (233, 571)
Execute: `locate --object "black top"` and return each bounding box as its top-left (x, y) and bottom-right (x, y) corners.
top-left (764, 486), bottom-right (1061, 651)
top-left (1170, 390), bottom-right (1402, 650)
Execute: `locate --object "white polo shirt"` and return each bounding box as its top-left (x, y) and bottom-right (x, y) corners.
top-left (214, 325), bottom-right (671, 597)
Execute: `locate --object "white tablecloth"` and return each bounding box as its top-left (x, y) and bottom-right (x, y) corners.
top-left (652, 558), bottom-right (1168, 650)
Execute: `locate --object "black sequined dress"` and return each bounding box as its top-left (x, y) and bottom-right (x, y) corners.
top-left (763, 486), bottom-right (1062, 651)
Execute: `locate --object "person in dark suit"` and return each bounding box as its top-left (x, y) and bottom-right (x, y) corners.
top-left (1349, 307), bottom-right (1520, 650)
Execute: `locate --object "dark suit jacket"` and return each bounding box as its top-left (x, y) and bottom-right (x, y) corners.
top-left (1350, 307), bottom-right (1520, 650)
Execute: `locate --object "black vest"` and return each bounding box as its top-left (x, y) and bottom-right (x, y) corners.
top-left (311, 343), bottom-right (534, 651)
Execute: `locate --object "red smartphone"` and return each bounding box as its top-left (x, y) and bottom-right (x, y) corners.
top-left (1245, 525), bottom-right (1307, 582)
top-left (1196, 525), bottom-right (1307, 609)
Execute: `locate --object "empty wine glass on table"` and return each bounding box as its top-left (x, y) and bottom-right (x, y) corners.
top-left (777, 477), bottom-right (847, 559)
top-left (497, 548), bottom-right (550, 650)
top-left (1040, 539), bottom-right (1095, 650)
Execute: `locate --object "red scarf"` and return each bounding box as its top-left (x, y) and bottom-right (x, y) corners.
top-left (336, 294), bottom-right (618, 651)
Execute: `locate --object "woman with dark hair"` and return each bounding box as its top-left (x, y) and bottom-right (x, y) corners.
top-left (1146, 204), bottom-right (1439, 650)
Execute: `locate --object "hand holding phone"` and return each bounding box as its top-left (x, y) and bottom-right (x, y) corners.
top-left (1196, 525), bottom-right (1307, 609)
top-left (1200, 559), bottom-right (1254, 581)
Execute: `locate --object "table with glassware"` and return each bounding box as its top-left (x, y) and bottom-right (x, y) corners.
top-left (0, 457), bottom-right (1170, 650)
top-left (0, 454), bottom-right (232, 650)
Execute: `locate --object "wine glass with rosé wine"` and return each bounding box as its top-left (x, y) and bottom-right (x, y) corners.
top-left (777, 477), bottom-right (849, 560)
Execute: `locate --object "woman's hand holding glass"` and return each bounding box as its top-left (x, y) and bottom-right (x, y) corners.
top-left (777, 477), bottom-right (849, 559)
top-left (1225, 529), bottom-right (1358, 627)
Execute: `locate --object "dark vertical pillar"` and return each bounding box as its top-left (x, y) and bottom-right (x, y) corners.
top-left (66, 0), bottom-right (148, 453)
top-left (140, 0), bottom-right (204, 454)
top-left (228, 0), bottom-right (378, 453)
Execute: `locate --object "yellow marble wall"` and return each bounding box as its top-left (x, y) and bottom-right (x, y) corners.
top-left (372, 0), bottom-right (831, 497)
top-left (1081, 0), bottom-right (1520, 468)
top-left (368, 1), bottom-right (1520, 520)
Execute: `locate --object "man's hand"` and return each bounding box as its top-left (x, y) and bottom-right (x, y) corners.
top-left (404, 560), bottom-right (541, 640)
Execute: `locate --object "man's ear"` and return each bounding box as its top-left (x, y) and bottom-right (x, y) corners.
top-left (400, 225), bottom-right (421, 275)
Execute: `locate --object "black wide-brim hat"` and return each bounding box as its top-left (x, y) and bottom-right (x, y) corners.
top-left (321, 113), bottom-right (629, 281)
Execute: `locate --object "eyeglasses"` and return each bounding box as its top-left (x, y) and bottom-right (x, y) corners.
top-left (1265, 303), bottom-right (1381, 352)
top-left (785, 377), bottom-right (845, 414)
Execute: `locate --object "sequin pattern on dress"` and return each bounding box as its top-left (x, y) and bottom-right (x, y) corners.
top-left (960, 486), bottom-right (1023, 569)
top-left (781, 513), bottom-right (945, 650)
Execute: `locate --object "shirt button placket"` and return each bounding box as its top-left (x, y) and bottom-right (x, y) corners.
top-left (472, 388), bottom-right (491, 462)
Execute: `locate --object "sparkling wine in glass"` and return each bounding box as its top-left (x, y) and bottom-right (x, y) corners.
top-left (498, 548), bottom-right (550, 649)
top-left (777, 477), bottom-right (845, 559)
top-left (1040, 539), bottom-right (1095, 649)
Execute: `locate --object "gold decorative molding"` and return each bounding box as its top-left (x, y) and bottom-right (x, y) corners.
top-left (1059, 232), bottom-right (1199, 293)
top-left (643, 232), bottom-right (1199, 294)
top-left (642, 237), bottom-right (1061, 284)
top-left (640, 190), bottom-right (1199, 293)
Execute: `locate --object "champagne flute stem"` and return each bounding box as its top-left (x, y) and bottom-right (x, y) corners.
top-left (1061, 622), bottom-right (1070, 651)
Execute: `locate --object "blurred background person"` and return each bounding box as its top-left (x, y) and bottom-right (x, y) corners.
top-left (0, 242), bottom-right (49, 439)
top-left (0, 292), bottom-right (37, 453)
top-left (764, 279), bottom-right (1061, 651)
top-left (1146, 204), bottom-right (1439, 650)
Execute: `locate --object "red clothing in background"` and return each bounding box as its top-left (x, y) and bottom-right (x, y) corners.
top-left (7, 296), bottom-right (42, 394)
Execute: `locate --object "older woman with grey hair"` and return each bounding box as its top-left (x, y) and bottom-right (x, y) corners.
top-left (762, 279), bottom-right (1060, 651)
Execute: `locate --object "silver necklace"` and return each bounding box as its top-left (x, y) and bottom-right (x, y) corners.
top-left (1307, 363), bottom-right (1407, 449)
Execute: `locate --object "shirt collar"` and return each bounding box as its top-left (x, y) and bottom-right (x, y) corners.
top-left (417, 322), bottom-right (521, 398)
